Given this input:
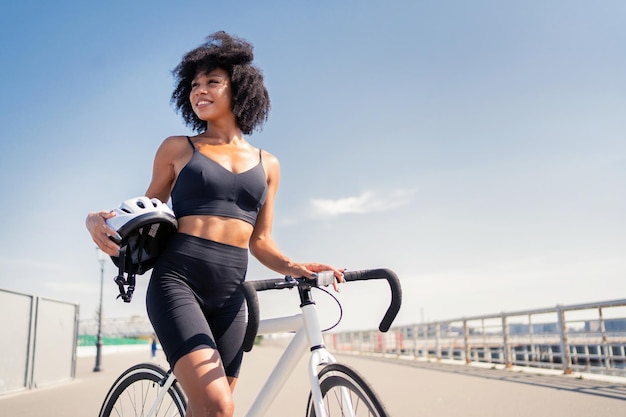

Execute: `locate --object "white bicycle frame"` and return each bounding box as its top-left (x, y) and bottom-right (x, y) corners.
top-left (112, 269), bottom-right (399, 417)
top-left (244, 301), bottom-right (354, 417)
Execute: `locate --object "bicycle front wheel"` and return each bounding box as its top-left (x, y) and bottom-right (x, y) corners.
top-left (306, 363), bottom-right (389, 417)
top-left (98, 362), bottom-right (186, 417)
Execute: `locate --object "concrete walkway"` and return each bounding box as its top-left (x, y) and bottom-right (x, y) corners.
top-left (1, 343), bottom-right (625, 416)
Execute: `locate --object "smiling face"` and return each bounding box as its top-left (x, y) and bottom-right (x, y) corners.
top-left (189, 68), bottom-right (234, 124)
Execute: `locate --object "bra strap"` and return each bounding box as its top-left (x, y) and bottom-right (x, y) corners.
top-left (185, 136), bottom-right (196, 150)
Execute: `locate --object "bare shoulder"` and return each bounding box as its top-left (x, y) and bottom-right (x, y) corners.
top-left (259, 149), bottom-right (280, 185)
top-left (154, 135), bottom-right (192, 159)
top-left (159, 135), bottom-right (191, 151)
top-left (260, 149), bottom-right (280, 168)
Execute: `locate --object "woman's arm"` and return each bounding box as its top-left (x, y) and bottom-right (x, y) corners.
top-left (249, 153), bottom-right (343, 283)
top-left (86, 136), bottom-right (181, 256)
top-left (144, 136), bottom-right (181, 201)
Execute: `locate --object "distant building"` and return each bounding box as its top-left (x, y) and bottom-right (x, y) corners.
top-left (585, 318), bottom-right (626, 332)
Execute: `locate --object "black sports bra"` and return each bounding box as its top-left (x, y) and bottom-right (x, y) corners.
top-left (171, 137), bottom-right (268, 225)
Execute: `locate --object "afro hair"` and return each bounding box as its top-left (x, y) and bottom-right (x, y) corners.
top-left (171, 31), bottom-right (271, 135)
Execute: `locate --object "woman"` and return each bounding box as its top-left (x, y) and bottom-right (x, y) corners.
top-left (86, 31), bottom-right (343, 417)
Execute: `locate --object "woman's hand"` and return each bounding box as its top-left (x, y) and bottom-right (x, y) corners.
top-left (85, 211), bottom-right (120, 256)
top-left (289, 263), bottom-right (345, 292)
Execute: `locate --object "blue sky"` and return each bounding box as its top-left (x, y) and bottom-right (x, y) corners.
top-left (0, 1), bottom-right (624, 331)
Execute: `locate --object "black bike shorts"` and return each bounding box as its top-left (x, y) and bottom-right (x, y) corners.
top-left (146, 233), bottom-right (248, 377)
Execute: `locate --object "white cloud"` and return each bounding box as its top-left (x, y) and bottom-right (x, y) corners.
top-left (310, 188), bottom-right (417, 218)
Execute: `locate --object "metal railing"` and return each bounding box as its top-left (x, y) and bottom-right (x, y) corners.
top-left (324, 299), bottom-right (626, 377)
top-left (0, 289), bottom-right (79, 395)
top-left (79, 316), bottom-right (154, 339)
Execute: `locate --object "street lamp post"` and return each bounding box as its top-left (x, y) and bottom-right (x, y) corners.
top-left (94, 248), bottom-right (106, 372)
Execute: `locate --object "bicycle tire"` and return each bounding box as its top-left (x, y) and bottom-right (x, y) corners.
top-left (306, 363), bottom-right (389, 417)
top-left (98, 362), bottom-right (186, 417)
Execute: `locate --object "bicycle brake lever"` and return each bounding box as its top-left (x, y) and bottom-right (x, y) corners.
top-left (274, 275), bottom-right (297, 289)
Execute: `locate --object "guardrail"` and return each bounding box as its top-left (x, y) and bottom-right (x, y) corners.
top-left (324, 299), bottom-right (626, 377)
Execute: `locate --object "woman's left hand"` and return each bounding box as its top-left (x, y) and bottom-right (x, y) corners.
top-left (290, 263), bottom-right (345, 292)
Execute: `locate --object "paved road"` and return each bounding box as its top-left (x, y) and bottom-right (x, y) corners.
top-left (1, 343), bottom-right (625, 417)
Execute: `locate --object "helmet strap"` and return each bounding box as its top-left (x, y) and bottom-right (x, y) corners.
top-left (114, 244), bottom-right (136, 303)
top-left (135, 225), bottom-right (149, 273)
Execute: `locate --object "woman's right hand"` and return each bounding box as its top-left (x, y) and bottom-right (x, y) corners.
top-left (86, 211), bottom-right (120, 256)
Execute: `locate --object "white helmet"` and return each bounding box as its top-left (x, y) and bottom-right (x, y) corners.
top-left (106, 197), bottom-right (177, 302)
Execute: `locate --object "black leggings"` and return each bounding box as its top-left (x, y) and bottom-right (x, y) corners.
top-left (146, 233), bottom-right (248, 377)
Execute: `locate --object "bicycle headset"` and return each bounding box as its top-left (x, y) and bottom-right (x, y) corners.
top-left (106, 196), bottom-right (178, 302)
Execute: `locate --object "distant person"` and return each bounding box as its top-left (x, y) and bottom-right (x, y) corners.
top-left (150, 334), bottom-right (158, 359)
top-left (86, 31), bottom-right (343, 417)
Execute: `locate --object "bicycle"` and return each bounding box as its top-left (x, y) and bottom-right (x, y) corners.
top-left (98, 268), bottom-right (402, 417)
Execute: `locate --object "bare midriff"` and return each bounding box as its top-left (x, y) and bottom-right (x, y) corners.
top-left (177, 215), bottom-right (254, 249)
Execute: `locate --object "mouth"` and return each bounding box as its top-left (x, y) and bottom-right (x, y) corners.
top-left (196, 99), bottom-right (212, 107)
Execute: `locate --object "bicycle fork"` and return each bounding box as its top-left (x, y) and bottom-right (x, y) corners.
top-left (146, 371), bottom-right (178, 417)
